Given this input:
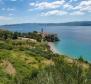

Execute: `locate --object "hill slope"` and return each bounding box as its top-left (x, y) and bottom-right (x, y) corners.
top-left (0, 29), bottom-right (91, 84)
top-left (0, 21), bottom-right (91, 27)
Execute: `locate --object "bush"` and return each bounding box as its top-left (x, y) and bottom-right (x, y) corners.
top-left (0, 42), bottom-right (12, 50)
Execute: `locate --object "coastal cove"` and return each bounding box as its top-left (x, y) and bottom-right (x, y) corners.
top-left (0, 25), bottom-right (91, 62)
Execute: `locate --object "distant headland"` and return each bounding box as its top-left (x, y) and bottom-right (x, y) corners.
top-left (1, 21), bottom-right (91, 26)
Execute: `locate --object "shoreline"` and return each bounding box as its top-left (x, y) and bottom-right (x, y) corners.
top-left (48, 42), bottom-right (61, 54)
top-left (48, 42), bottom-right (90, 65)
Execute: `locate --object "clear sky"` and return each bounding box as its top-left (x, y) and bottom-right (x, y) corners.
top-left (0, 0), bottom-right (91, 25)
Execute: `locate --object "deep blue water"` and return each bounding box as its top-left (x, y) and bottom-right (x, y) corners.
top-left (1, 25), bottom-right (91, 62)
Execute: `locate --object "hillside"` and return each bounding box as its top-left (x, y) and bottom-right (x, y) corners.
top-left (57, 21), bottom-right (91, 26)
top-left (0, 21), bottom-right (91, 28)
top-left (0, 29), bottom-right (91, 84)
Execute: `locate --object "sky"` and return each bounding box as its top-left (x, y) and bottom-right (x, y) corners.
top-left (0, 0), bottom-right (91, 25)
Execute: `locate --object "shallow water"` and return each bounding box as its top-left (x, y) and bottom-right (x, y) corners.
top-left (1, 25), bottom-right (91, 62)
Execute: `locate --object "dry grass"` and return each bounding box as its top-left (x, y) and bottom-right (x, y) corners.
top-left (0, 60), bottom-right (16, 76)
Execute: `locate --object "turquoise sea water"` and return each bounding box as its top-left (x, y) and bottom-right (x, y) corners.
top-left (1, 25), bottom-right (91, 62)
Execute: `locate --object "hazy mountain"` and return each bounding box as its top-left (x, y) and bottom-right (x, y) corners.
top-left (0, 21), bottom-right (91, 27)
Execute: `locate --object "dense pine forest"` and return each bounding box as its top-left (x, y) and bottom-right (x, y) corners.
top-left (0, 29), bottom-right (91, 84)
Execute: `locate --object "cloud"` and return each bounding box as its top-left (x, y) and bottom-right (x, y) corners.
top-left (69, 0), bottom-right (78, 3)
top-left (0, 16), bottom-right (30, 25)
top-left (41, 10), bottom-right (67, 16)
top-left (30, 0), bottom-right (65, 9)
top-left (0, 16), bottom-right (12, 21)
top-left (70, 11), bottom-right (84, 15)
top-left (8, 13), bottom-right (14, 16)
top-left (1, 8), bottom-right (15, 11)
top-left (63, 3), bottom-right (73, 10)
top-left (73, 0), bottom-right (91, 12)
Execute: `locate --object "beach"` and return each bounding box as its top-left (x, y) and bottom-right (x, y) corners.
top-left (48, 42), bottom-right (60, 54)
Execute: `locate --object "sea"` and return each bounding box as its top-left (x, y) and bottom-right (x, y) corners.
top-left (0, 24), bottom-right (91, 62)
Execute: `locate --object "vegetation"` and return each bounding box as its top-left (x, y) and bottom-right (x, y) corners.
top-left (44, 34), bottom-right (59, 42)
top-left (0, 29), bottom-right (59, 42)
top-left (0, 29), bottom-right (91, 84)
top-left (0, 29), bottom-right (42, 42)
